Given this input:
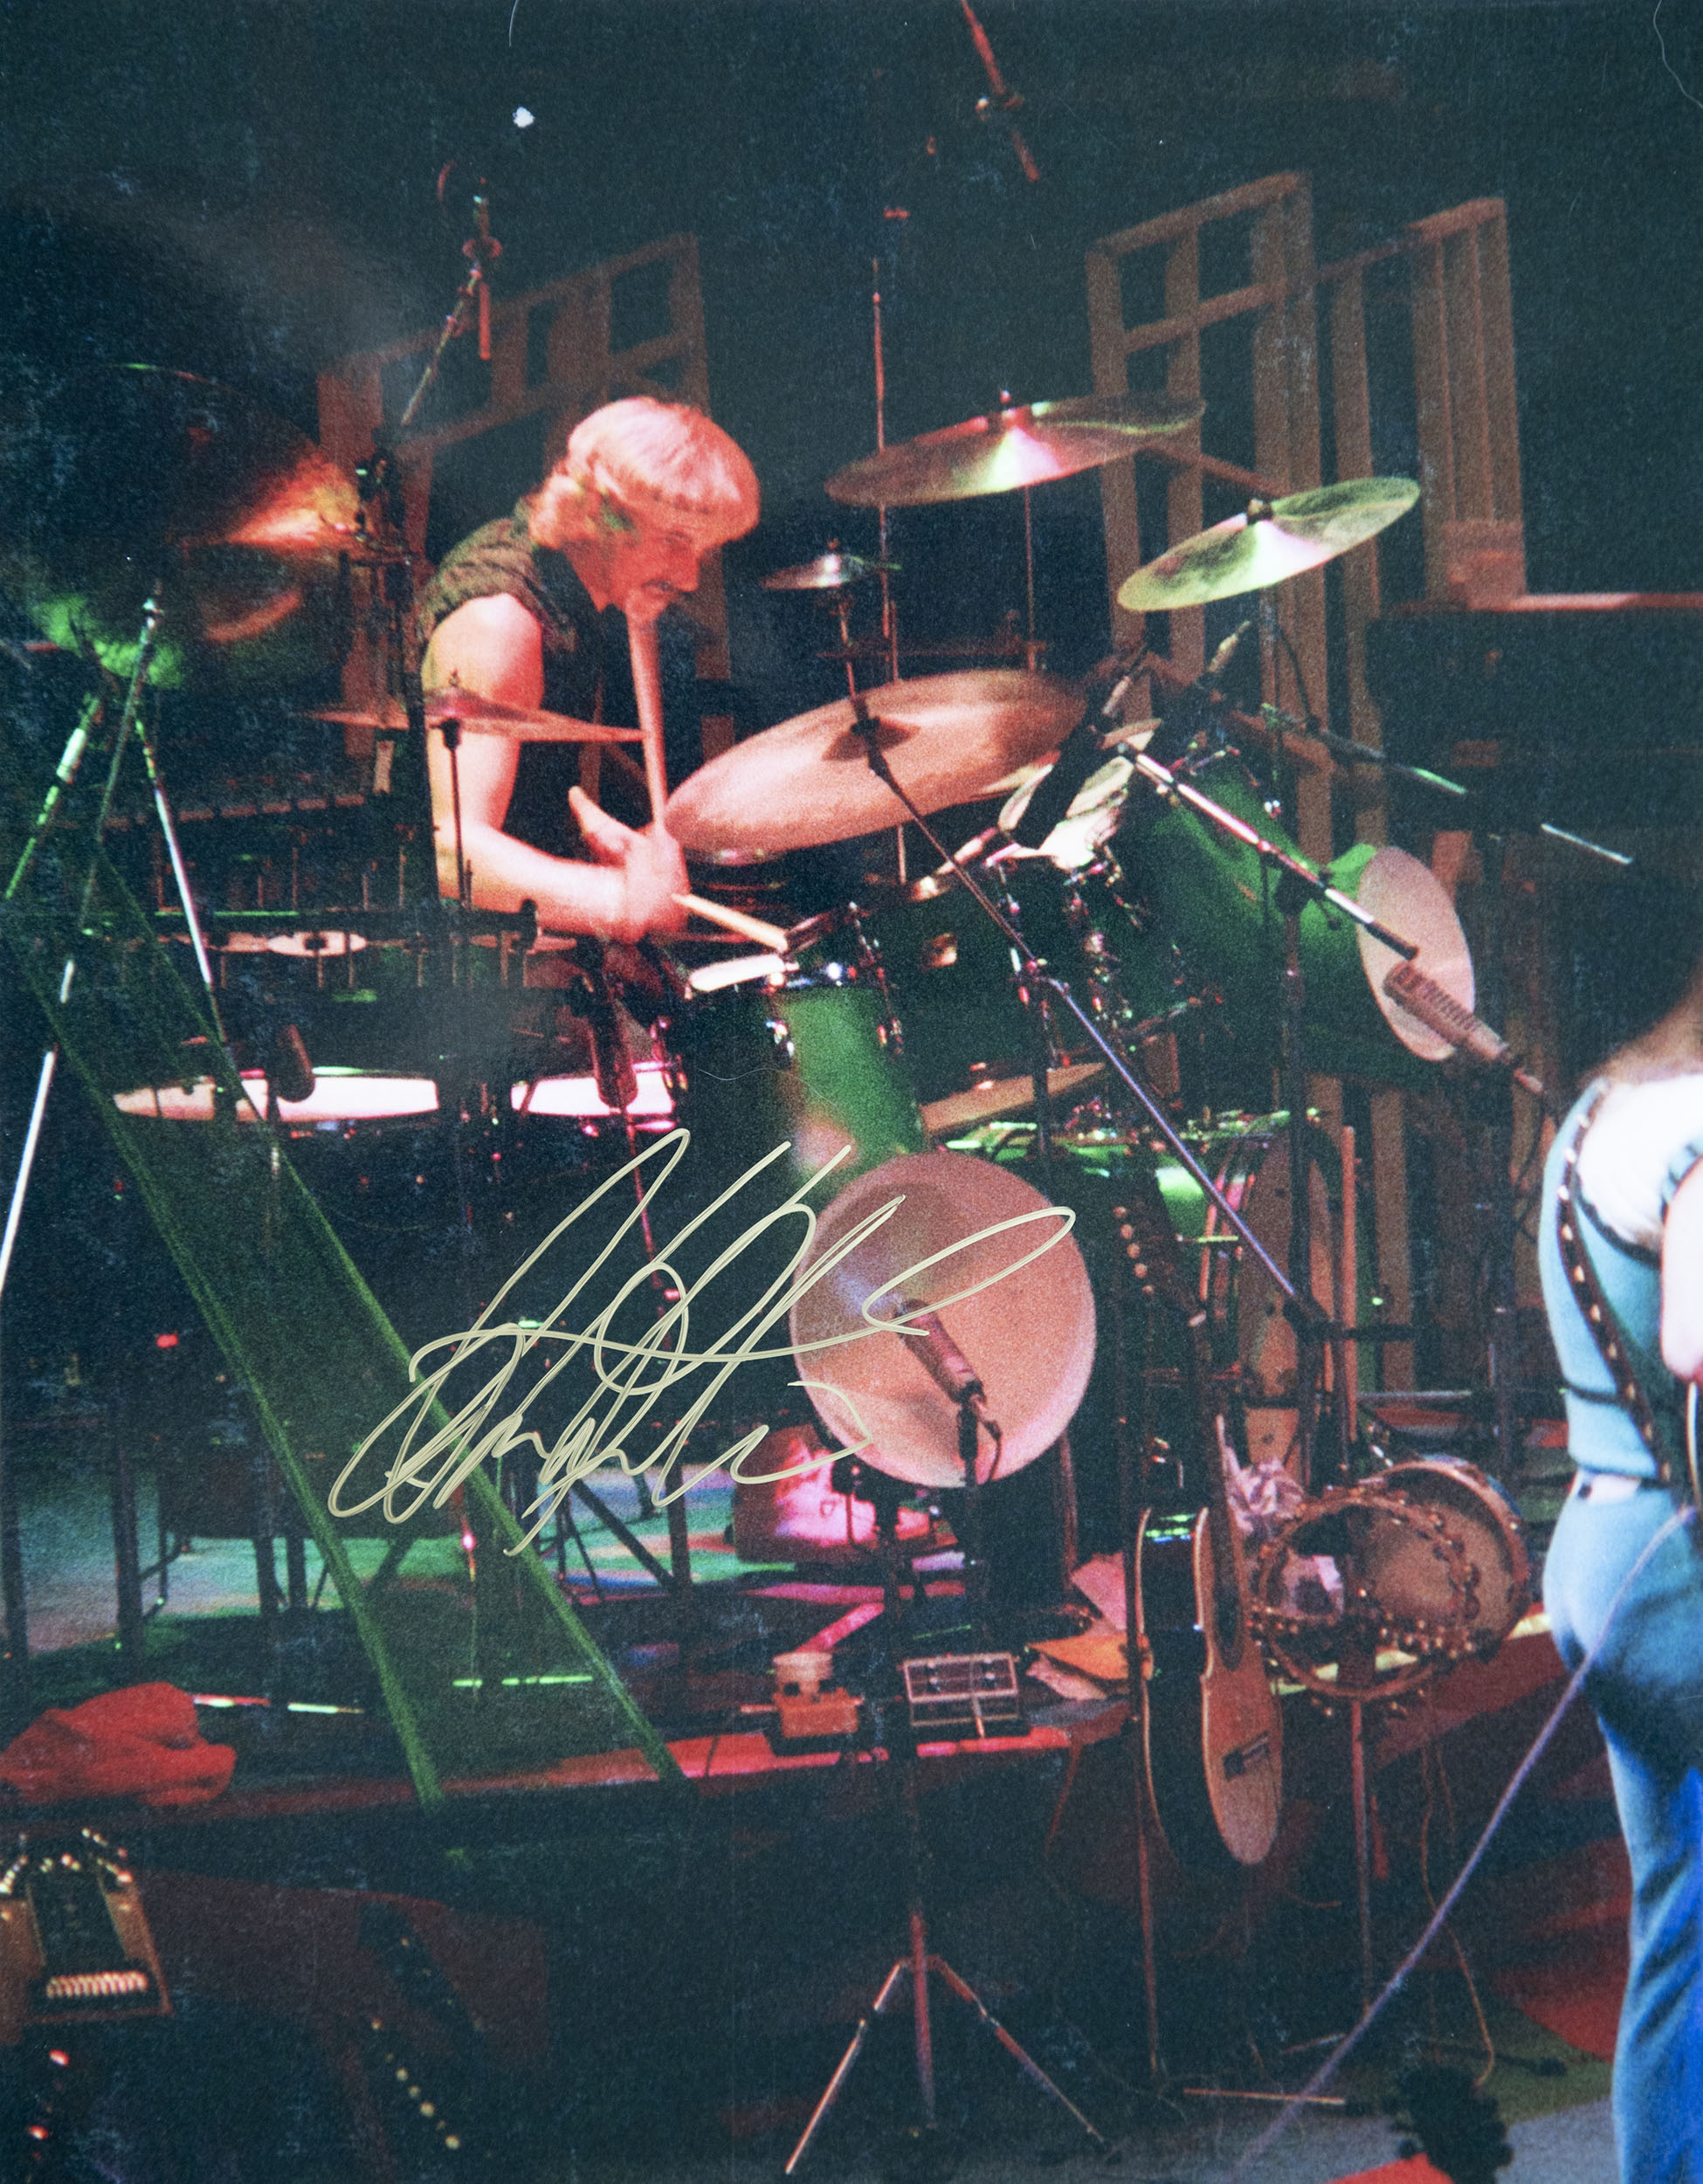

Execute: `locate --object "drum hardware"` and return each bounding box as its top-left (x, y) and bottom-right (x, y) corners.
top-left (1250, 1455), bottom-right (1529, 2015)
top-left (782, 1151), bottom-right (1107, 2174)
top-left (1117, 478), bottom-right (1422, 614)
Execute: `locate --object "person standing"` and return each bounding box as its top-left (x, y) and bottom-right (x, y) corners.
top-left (1540, 952), bottom-right (1703, 2184)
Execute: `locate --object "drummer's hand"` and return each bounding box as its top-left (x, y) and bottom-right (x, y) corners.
top-left (569, 786), bottom-right (690, 942)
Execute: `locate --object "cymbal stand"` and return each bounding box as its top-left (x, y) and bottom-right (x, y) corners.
top-left (0, 600), bottom-right (267, 1719)
top-left (868, 255), bottom-right (904, 880)
top-left (870, 258), bottom-right (900, 691)
top-left (784, 1476), bottom-right (1106, 2175)
top-left (1, 599), bottom-right (264, 1306)
top-left (1021, 484), bottom-right (1042, 672)
top-left (1264, 675), bottom-right (1564, 1481)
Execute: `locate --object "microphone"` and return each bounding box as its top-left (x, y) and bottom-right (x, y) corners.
top-left (1007, 714), bottom-right (1104, 851)
top-left (890, 1299), bottom-right (999, 1429)
top-left (1148, 618), bottom-right (1254, 763)
top-left (1381, 961), bottom-right (1546, 1100)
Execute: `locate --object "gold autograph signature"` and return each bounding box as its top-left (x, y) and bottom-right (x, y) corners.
top-left (331, 1129), bottom-right (1072, 1553)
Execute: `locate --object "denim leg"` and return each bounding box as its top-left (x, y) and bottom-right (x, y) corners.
top-left (1603, 1737), bottom-right (1703, 2184)
top-left (1544, 1483), bottom-right (1703, 2183)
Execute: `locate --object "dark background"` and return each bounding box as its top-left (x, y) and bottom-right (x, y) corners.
top-left (3, 1), bottom-right (1699, 616)
top-left (0, 0), bottom-right (1699, 1386)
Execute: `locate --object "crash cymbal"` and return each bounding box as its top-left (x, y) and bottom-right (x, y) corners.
top-left (664, 669), bottom-right (1083, 864)
top-left (826, 392), bottom-right (1205, 508)
top-left (1117, 477), bottom-right (1420, 612)
top-left (762, 548), bottom-right (896, 591)
top-left (0, 365), bottom-right (361, 690)
top-left (309, 693), bottom-right (643, 743)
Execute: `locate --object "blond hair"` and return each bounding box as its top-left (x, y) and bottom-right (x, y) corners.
top-left (531, 397), bottom-right (759, 550)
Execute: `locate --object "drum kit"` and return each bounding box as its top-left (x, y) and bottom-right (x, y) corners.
top-left (0, 345), bottom-right (1534, 1626)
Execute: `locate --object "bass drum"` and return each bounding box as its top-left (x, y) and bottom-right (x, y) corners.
top-left (661, 965), bottom-right (927, 1424)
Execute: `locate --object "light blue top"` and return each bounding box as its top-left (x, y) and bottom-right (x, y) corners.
top-left (1538, 1077), bottom-right (1703, 1478)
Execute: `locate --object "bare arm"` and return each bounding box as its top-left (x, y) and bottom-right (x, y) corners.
top-left (421, 592), bottom-right (687, 941)
top-left (1662, 1158), bottom-right (1703, 1381)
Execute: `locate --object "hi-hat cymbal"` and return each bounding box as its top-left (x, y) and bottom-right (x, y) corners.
top-left (309, 693), bottom-right (643, 743)
top-left (762, 548), bottom-right (896, 591)
top-left (664, 669), bottom-right (1083, 864)
top-left (0, 365), bottom-right (361, 690)
top-left (826, 392), bottom-right (1204, 508)
top-left (920, 1062), bottom-right (1107, 1138)
top-left (1118, 478), bottom-right (1420, 612)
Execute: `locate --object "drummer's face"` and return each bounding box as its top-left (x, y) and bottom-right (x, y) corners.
top-left (590, 497), bottom-right (716, 624)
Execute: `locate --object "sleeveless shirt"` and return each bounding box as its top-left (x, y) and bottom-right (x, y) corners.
top-left (1538, 1072), bottom-right (1703, 1476)
top-left (416, 499), bottom-right (630, 858)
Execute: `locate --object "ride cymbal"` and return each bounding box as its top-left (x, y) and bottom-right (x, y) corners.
top-left (826, 392), bottom-right (1204, 508)
top-left (664, 669), bottom-right (1083, 863)
top-left (1117, 478), bottom-right (1420, 612)
top-left (0, 365), bottom-right (361, 690)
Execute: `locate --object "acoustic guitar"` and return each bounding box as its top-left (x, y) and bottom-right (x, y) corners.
top-left (1120, 1159), bottom-right (1283, 1870)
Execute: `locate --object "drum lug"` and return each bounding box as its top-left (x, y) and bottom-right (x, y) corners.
top-left (765, 1016), bottom-right (796, 1069)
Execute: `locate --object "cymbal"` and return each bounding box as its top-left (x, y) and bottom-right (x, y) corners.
top-left (920, 1061), bottom-right (1107, 1138)
top-left (664, 669), bottom-right (1084, 863)
top-left (762, 548), bottom-right (895, 591)
top-left (309, 693), bottom-right (643, 743)
top-left (825, 392), bottom-right (1205, 508)
top-left (1117, 477), bottom-right (1420, 611)
top-left (0, 365), bottom-right (360, 690)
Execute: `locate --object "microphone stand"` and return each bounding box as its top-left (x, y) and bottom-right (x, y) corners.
top-left (1263, 692), bottom-right (1582, 1482)
top-left (840, 697), bottom-right (1309, 1312)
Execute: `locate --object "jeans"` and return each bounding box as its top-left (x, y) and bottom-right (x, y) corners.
top-left (1544, 1474), bottom-right (1703, 2184)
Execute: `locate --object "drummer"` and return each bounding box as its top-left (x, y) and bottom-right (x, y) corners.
top-left (417, 396), bottom-right (761, 946)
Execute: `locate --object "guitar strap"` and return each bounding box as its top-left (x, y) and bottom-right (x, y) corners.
top-left (1553, 1085), bottom-right (1673, 1488)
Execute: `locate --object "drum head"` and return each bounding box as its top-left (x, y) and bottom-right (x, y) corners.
top-left (1367, 1457), bottom-right (1530, 1651)
top-left (789, 1150), bottom-right (1095, 1489)
top-left (1354, 848), bottom-right (1475, 1064)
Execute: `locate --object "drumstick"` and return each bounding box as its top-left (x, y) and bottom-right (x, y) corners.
top-left (628, 617), bottom-right (671, 820)
top-left (672, 892), bottom-right (790, 954)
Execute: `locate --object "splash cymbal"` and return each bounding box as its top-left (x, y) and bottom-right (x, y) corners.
top-left (665, 669), bottom-right (1083, 863)
top-left (825, 392), bottom-right (1204, 508)
top-left (1117, 478), bottom-right (1420, 611)
top-left (0, 365), bottom-right (361, 690)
